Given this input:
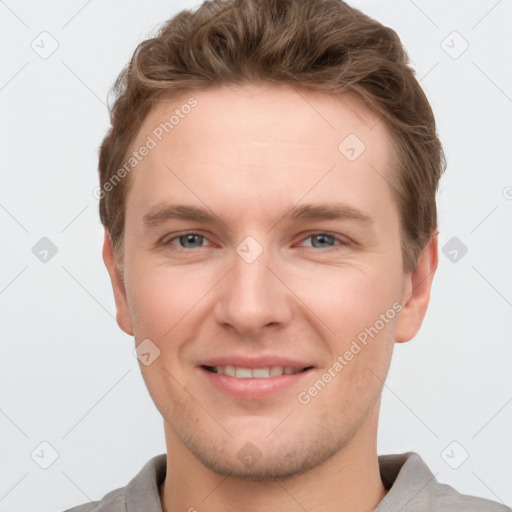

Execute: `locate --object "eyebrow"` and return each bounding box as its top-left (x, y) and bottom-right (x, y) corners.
top-left (142, 202), bottom-right (373, 228)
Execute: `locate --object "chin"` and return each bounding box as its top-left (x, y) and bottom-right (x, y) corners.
top-left (177, 418), bottom-right (353, 481)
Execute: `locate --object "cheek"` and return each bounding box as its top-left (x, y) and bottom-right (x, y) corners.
top-left (125, 265), bottom-right (205, 412)
top-left (293, 263), bottom-right (400, 397)
top-left (124, 262), bottom-right (216, 340)
top-left (307, 319), bottom-right (396, 417)
top-left (294, 262), bottom-right (401, 340)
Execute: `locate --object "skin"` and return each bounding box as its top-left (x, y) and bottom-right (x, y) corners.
top-left (103, 83), bottom-right (438, 512)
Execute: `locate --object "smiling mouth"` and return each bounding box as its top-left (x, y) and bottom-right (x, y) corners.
top-left (202, 365), bottom-right (313, 378)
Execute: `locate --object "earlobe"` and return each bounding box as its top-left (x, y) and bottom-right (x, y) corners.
top-left (102, 231), bottom-right (134, 336)
top-left (395, 233), bottom-right (438, 344)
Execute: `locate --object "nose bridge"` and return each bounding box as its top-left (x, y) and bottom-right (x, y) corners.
top-left (214, 239), bottom-right (292, 333)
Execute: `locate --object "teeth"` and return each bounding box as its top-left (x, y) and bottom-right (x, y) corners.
top-left (210, 365), bottom-right (304, 378)
top-left (270, 366), bottom-right (284, 377)
top-left (252, 368), bottom-right (270, 378)
top-left (235, 367), bottom-right (253, 378)
top-left (224, 365), bottom-right (235, 377)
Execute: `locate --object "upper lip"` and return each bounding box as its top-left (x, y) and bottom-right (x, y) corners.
top-left (198, 355), bottom-right (314, 369)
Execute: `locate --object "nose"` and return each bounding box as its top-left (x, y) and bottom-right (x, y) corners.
top-left (213, 247), bottom-right (293, 336)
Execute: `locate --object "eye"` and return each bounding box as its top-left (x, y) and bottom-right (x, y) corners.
top-left (297, 232), bottom-right (348, 250)
top-left (160, 231), bottom-right (350, 252)
top-left (162, 232), bottom-right (209, 249)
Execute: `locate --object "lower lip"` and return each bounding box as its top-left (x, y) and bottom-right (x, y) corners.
top-left (198, 366), bottom-right (313, 400)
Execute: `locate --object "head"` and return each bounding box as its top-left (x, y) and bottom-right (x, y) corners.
top-left (100, 0), bottom-right (444, 479)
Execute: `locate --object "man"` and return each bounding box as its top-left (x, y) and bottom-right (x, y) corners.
top-left (66, 0), bottom-right (509, 510)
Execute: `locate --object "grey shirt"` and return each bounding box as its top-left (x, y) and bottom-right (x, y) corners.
top-left (63, 452), bottom-right (510, 511)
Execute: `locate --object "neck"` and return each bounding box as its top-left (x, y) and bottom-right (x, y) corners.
top-left (160, 408), bottom-right (387, 512)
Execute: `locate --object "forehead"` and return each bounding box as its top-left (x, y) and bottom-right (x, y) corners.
top-left (135, 83), bottom-right (389, 154)
top-left (125, 84), bottom-right (398, 227)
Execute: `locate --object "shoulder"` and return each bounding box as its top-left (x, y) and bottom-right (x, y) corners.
top-left (377, 452), bottom-right (510, 512)
top-left (429, 479), bottom-right (510, 511)
top-left (62, 486), bottom-right (126, 512)
top-left (60, 453), bottom-right (167, 512)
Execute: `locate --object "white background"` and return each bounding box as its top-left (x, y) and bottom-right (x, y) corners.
top-left (1, 0), bottom-right (511, 510)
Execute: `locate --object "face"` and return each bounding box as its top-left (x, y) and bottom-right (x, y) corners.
top-left (104, 84), bottom-right (437, 479)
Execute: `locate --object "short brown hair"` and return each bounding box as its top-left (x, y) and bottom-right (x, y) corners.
top-left (98, 0), bottom-right (446, 271)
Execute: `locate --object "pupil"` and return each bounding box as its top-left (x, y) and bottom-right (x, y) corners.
top-left (313, 234), bottom-right (333, 248)
top-left (181, 234), bottom-right (202, 248)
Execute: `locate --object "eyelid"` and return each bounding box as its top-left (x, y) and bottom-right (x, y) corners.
top-left (295, 231), bottom-right (351, 249)
top-left (161, 230), bottom-right (352, 250)
top-left (161, 230), bottom-right (214, 247)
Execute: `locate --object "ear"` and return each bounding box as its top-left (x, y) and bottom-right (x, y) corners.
top-left (395, 232), bottom-right (438, 343)
top-left (102, 230), bottom-right (134, 336)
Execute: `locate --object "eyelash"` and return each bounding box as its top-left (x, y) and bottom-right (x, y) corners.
top-left (161, 231), bottom-right (350, 252)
